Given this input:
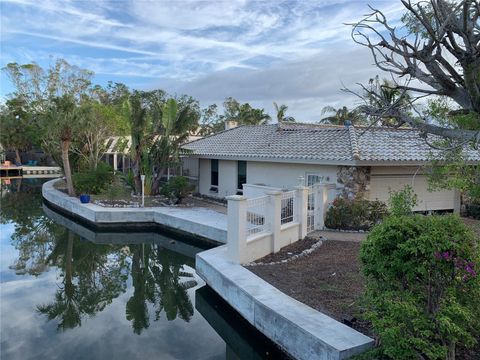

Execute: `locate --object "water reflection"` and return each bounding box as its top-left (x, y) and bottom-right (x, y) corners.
top-left (37, 230), bottom-right (129, 331)
top-left (1, 179), bottom-right (199, 334)
top-left (1, 179), bottom-right (288, 360)
top-left (196, 287), bottom-right (292, 360)
top-left (1, 179), bottom-right (63, 277)
top-left (126, 243), bottom-right (197, 334)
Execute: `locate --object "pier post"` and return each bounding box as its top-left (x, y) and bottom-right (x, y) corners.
top-left (294, 186), bottom-right (309, 239)
top-left (226, 195), bottom-right (247, 263)
top-left (266, 191), bottom-right (282, 253)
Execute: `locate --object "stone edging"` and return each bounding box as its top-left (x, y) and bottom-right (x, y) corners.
top-left (245, 238), bottom-right (324, 266)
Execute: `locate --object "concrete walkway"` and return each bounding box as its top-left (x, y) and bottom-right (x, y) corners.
top-left (42, 179), bottom-right (227, 243)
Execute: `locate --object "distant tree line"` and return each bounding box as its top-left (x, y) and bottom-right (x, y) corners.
top-left (0, 59), bottom-right (296, 195)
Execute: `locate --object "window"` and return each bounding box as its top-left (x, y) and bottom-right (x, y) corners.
top-left (210, 159), bottom-right (218, 192)
top-left (237, 161), bottom-right (247, 193)
top-left (306, 173), bottom-right (325, 186)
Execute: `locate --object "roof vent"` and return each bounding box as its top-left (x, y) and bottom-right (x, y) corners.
top-left (344, 120), bottom-right (352, 127)
top-left (225, 120), bottom-right (238, 130)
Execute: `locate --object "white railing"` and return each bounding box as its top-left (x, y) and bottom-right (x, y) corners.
top-left (281, 190), bottom-right (296, 225)
top-left (226, 184), bottom-right (335, 264)
top-left (245, 196), bottom-right (269, 238)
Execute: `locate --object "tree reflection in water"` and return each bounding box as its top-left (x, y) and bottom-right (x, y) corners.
top-left (2, 179), bottom-right (198, 334)
top-left (0, 179), bottom-right (63, 276)
top-left (126, 244), bottom-right (197, 334)
top-left (37, 230), bottom-right (129, 330)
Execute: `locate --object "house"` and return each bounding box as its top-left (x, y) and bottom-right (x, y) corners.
top-left (182, 122), bottom-right (480, 212)
top-left (102, 134), bottom-right (202, 176)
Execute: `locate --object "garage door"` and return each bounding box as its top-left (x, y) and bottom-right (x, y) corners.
top-left (369, 175), bottom-right (456, 211)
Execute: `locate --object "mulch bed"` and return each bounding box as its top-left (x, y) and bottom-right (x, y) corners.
top-left (246, 238), bottom-right (371, 335)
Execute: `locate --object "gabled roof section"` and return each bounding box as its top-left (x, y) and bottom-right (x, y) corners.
top-left (182, 123), bottom-right (480, 164)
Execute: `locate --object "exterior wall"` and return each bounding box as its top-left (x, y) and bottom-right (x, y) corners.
top-left (197, 158), bottom-right (457, 211)
top-left (220, 160), bottom-right (238, 197)
top-left (199, 159), bottom-right (338, 198)
top-left (181, 157), bottom-right (199, 178)
top-left (369, 166), bottom-right (457, 211)
top-left (199, 158), bottom-right (241, 198)
top-left (199, 158), bottom-right (211, 196)
top-left (247, 161), bottom-right (338, 189)
top-left (337, 166), bottom-right (371, 199)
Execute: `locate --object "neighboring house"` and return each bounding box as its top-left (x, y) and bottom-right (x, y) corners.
top-left (102, 134), bottom-right (202, 176)
top-left (182, 122), bottom-right (480, 212)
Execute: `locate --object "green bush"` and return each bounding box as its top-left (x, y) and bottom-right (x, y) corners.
top-left (360, 214), bottom-right (480, 359)
top-left (121, 170), bottom-right (136, 192)
top-left (324, 197), bottom-right (388, 231)
top-left (388, 185), bottom-right (418, 216)
top-left (466, 202), bottom-right (480, 219)
top-left (160, 176), bottom-right (193, 204)
top-left (72, 162), bottom-right (113, 195)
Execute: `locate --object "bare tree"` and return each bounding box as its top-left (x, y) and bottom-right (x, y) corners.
top-left (349, 0), bottom-right (480, 146)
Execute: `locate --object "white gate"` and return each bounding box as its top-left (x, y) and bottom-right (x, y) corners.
top-left (306, 181), bottom-right (337, 234)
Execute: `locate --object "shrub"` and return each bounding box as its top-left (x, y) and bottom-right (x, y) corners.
top-left (72, 162), bottom-right (113, 195)
top-left (121, 170), bottom-right (135, 192)
top-left (360, 214), bottom-right (480, 360)
top-left (388, 185), bottom-right (418, 216)
top-left (324, 197), bottom-right (388, 231)
top-left (160, 176), bottom-right (193, 204)
top-left (466, 203), bottom-right (480, 219)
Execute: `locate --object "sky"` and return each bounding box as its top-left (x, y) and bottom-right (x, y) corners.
top-left (0, 0), bottom-right (406, 122)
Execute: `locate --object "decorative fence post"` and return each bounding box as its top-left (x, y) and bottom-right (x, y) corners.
top-left (226, 195), bottom-right (247, 263)
top-left (314, 184), bottom-right (329, 230)
top-left (266, 191), bottom-right (282, 253)
top-left (294, 185), bottom-right (309, 239)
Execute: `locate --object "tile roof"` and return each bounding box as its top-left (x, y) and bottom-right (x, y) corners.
top-left (182, 123), bottom-right (480, 164)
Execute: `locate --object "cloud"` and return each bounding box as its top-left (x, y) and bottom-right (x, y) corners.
top-left (1, 0), bottom-right (406, 120)
top-left (170, 46), bottom-right (380, 121)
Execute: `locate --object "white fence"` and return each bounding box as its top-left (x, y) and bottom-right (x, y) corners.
top-left (281, 190), bottom-right (296, 225)
top-left (226, 184), bottom-right (336, 264)
top-left (246, 196), bottom-right (269, 237)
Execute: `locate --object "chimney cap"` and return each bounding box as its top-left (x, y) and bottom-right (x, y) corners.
top-left (225, 120), bottom-right (238, 130)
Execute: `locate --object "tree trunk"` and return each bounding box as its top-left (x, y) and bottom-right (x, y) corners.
top-left (61, 140), bottom-right (75, 196)
top-left (447, 341), bottom-right (455, 360)
top-left (15, 149), bottom-right (21, 164)
top-left (64, 230), bottom-right (75, 299)
top-left (131, 145), bottom-right (142, 195)
top-left (151, 167), bottom-right (166, 195)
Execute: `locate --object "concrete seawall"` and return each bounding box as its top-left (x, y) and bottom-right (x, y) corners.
top-left (196, 246), bottom-right (374, 360)
top-left (42, 179), bottom-right (227, 244)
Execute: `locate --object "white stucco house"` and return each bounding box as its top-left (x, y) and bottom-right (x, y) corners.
top-left (182, 122), bottom-right (479, 212)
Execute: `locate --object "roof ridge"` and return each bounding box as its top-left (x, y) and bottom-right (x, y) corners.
top-left (183, 124), bottom-right (250, 146)
top-left (348, 126), bottom-right (361, 160)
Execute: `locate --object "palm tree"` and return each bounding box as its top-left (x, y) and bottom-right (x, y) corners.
top-left (127, 91), bottom-right (148, 195)
top-left (42, 95), bottom-right (80, 196)
top-left (273, 102), bottom-right (295, 123)
top-left (362, 77), bottom-right (412, 126)
top-left (222, 97), bottom-right (271, 126)
top-left (319, 106), bottom-right (366, 125)
top-left (150, 98), bottom-right (198, 195)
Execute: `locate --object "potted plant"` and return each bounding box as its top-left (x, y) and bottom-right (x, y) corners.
top-left (79, 193), bottom-right (90, 204)
top-left (72, 172), bottom-right (93, 204)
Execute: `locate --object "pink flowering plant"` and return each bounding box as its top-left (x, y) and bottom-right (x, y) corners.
top-left (360, 214), bottom-right (480, 360)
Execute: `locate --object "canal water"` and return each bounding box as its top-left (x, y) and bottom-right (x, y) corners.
top-left (0, 179), bottom-right (290, 360)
